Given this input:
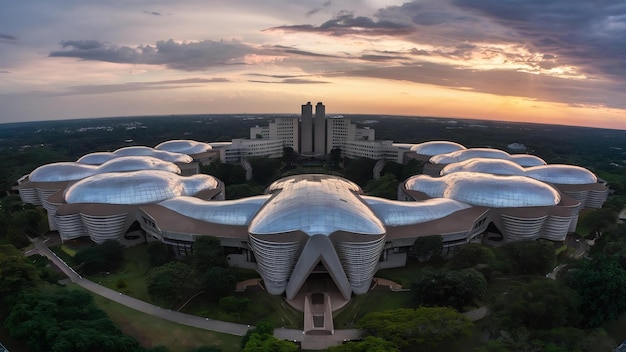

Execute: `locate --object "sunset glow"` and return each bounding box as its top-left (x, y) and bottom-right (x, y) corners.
top-left (1, 0), bottom-right (625, 129)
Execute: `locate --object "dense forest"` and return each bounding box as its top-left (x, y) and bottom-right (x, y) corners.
top-left (1, 114), bottom-right (626, 351)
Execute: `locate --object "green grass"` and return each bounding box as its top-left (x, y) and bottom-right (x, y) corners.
top-left (375, 257), bottom-right (443, 287)
top-left (78, 285), bottom-right (242, 352)
top-left (333, 288), bottom-right (414, 328)
top-left (181, 287), bottom-right (303, 329)
top-left (86, 244), bottom-right (152, 301)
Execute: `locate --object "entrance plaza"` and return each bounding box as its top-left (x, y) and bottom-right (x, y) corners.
top-left (16, 139), bottom-right (609, 344)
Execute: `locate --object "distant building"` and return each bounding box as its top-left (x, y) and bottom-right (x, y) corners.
top-left (250, 116), bottom-right (299, 152)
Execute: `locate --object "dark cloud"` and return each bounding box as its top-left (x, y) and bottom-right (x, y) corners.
top-left (359, 54), bottom-right (407, 62)
top-left (143, 11), bottom-right (162, 16)
top-left (247, 73), bottom-right (310, 79)
top-left (50, 39), bottom-right (260, 71)
top-left (60, 40), bottom-right (103, 50)
top-left (0, 70), bottom-right (10, 73)
top-left (328, 62), bottom-right (626, 110)
top-left (56, 77), bottom-right (230, 96)
top-left (265, 12), bottom-right (414, 36)
top-left (305, 0), bottom-right (332, 17)
top-left (0, 33), bottom-right (18, 44)
top-left (451, 0), bottom-right (626, 79)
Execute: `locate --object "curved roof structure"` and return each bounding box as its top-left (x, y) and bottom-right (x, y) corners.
top-left (526, 165), bottom-right (597, 185)
top-left (410, 141), bottom-right (467, 156)
top-left (155, 140), bottom-right (213, 155)
top-left (267, 174), bottom-right (362, 194)
top-left (159, 195), bottom-right (270, 226)
top-left (30, 162), bottom-right (98, 182)
top-left (441, 158), bottom-right (526, 176)
top-left (362, 196), bottom-right (471, 226)
top-left (249, 175), bottom-right (384, 236)
top-left (429, 148), bottom-right (547, 167)
top-left (64, 170), bottom-right (218, 204)
top-left (509, 154), bottom-right (547, 167)
top-left (98, 156), bottom-right (181, 174)
top-left (441, 159), bottom-right (598, 185)
top-left (77, 146), bottom-right (193, 165)
top-left (76, 152), bottom-right (116, 165)
top-left (405, 172), bottom-right (561, 207)
top-left (430, 148), bottom-right (512, 164)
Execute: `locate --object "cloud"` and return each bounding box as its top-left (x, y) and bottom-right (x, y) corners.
top-left (265, 12), bottom-right (415, 36)
top-left (450, 0), bottom-right (626, 79)
top-left (143, 10), bottom-right (162, 16)
top-left (0, 33), bottom-right (17, 44)
top-left (305, 0), bottom-right (332, 17)
top-left (246, 73), bottom-right (330, 84)
top-left (54, 77), bottom-right (230, 96)
top-left (49, 39), bottom-right (262, 71)
top-left (0, 70), bottom-right (10, 74)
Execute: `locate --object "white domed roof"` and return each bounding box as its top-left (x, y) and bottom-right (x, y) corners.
top-left (77, 152), bottom-right (116, 165)
top-left (159, 195), bottom-right (270, 226)
top-left (509, 154), bottom-right (547, 167)
top-left (430, 148), bottom-right (511, 164)
top-left (155, 140), bottom-right (212, 154)
top-left (64, 170), bottom-right (218, 204)
top-left (250, 175), bottom-right (383, 236)
top-left (410, 141), bottom-right (466, 156)
top-left (29, 162), bottom-right (98, 182)
top-left (98, 156), bottom-right (181, 174)
top-left (526, 165), bottom-right (597, 185)
top-left (113, 146), bottom-right (193, 163)
top-left (363, 196), bottom-right (471, 226)
top-left (405, 172), bottom-right (560, 208)
top-left (441, 158), bottom-right (526, 176)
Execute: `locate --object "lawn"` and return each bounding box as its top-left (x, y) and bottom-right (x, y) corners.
top-left (83, 285), bottom-right (242, 352)
top-left (181, 287), bottom-right (303, 329)
top-left (86, 244), bottom-right (152, 301)
top-left (333, 288), bottom-right (414, 328)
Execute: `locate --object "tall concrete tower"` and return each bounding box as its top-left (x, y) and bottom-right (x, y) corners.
top-left (301, 102), bottom-right (313, 154)
top-left (314, 102), bottom-right (326, 155)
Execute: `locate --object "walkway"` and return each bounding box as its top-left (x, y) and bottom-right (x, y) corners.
top-left (26, 237), bottom-right (359, 349)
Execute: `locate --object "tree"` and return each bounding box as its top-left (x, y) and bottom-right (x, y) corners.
top-left (74, 240), bottom-right (125, 275)
top-left (357, 307), bottom-right (473, 349)
top-left (412, 268), bottom-right (487, 310)
top-left (566, 255), bottom-right (626, 327)
top-left (202, 266), bottom-right (237, 297)
top-left (147, 241), bottom-right (173, 267)
top-left (326, 336), bottom-right (399, 352)
top-left (0, 245), bottom-right (40, 300)
top-left (241, 332), bottom-right (298, 352)
top-left (146, 261), bottom-right (198, 306)
top-left (491, 279), bottom-right (581, 330)
top-left (225, 184), bottom-right (264, 200)
top-left (447, 243), bottom-right (496, 270)
top-left (365, 173), bottom-right (398, 199)
top-left (192, 236), bottom-right (227, 274)
top-left (504, 240), bottom-right (555, 275)
top-left (410, 235), bottom-right (443, 262)
top-left (219, 295), bottom-right (251, 316)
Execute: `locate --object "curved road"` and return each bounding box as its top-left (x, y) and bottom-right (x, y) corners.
top-left (27, 237), bottom-right (361, 349)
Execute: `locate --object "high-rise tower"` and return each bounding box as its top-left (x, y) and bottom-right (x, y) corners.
top-left (314, 102), bottom-right (326, 155)
top-left (301, 102), bottom-right (313, 154)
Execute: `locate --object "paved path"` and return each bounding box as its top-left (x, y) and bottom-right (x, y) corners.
top-left (26, 237), bottom-right (357, 348)
top-left (28, 238), bottom-right (250, 336)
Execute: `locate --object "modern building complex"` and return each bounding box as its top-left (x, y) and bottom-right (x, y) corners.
top-left (216, 102), bottom-right (401, 162)
top-left (15, 112), bottom-right (611, 334)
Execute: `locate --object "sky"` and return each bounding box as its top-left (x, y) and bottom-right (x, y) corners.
top-left (1, 0), bottom-right (626, 130)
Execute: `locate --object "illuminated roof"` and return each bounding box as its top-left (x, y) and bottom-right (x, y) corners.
top-left (29, 157), bottom-right (180, 183)
top-left (441, 159), bottom-right (598, 185)
top-left (64, 170), bottom-right (218, 204)
top-left (405, 172), bottom-right (561, 207)
top-left (30, 162), bottom-right (97, 182)
top-left (410, 141), bottom-right (466, 156)
top-left (77, 146), bottom-right (193, 165)
top-left (155, 140), bottom-right (213, 154)
top-left (363, 196), bottom-right (471, 226)
top-left (249, 175), bottom-right (384, 236)
top-left (159, 195), bottom-right (270, 226)
top-left (526, 165), bottom-right (597, 184)
top-left (510, 154), bottom-right (547, 167)
top-left (430, 148), bottom-right (511, 164)
top-left (98, 156), bottom-right (180, 174)
top-left (441, 158), bottom-right (526, 176)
